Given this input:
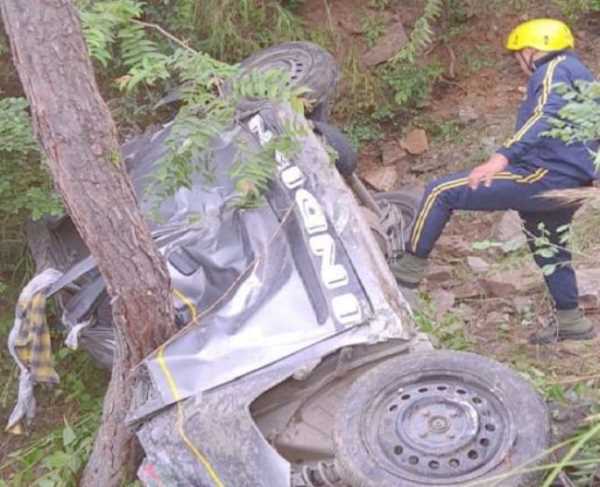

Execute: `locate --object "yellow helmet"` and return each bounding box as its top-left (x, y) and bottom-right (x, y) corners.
top-left (506, 18), bottom-right (575, 52)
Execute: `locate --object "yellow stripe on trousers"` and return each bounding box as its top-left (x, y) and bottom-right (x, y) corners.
top-left (410, 169), bottom-right (547, 251)
top-left (504, 57), bottom-right (564, 148)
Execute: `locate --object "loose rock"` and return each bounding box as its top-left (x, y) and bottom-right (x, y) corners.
top-left (400, 128), bottom-right (429, 155)
top-left (467, 256), bottom-right (490, 274)
top-left (425, 264), bottom-right (453, 285)
top-left (478, 278), bottom-right (517, 298)
top-left (362, 166), bottom-right (398, 192)
top-left (430, 289), bottom-right (456, 319)
top-left (361, 21), bottom-right (408, 67)
top-left (381, 140), bottom-right (407, 166)
top-left (453, 282), bottom-right (482, 300)
top-left (437, 235), bottom-right (472, 258)
top-left (493, 210), bottom-right (527, 253)
top-left (458, 106), bottom-right (478, 124)
top-left (576, 268), bottom-right (600, 310)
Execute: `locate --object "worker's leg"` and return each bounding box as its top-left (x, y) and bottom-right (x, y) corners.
top-left (520, 208), bottom-right (578, 310)
top-left (521, 209), bottom-right (596, 343)
top-left (392, 165), bottom-right (547, 287)
top-left (407, 166), bottom-right (549, 258)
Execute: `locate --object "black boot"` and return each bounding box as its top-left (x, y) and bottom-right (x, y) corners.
top-left (389, 254), bottom-right (428, 289)
top-left (528, 308), bottom-right (596, 345)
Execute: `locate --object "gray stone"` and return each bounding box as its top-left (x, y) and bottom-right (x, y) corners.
top-left (512, 296), bottom-right (531, 314)
top-left (576, 268), bottom-right (600, 310)
top-left (467, 256), bottom-right (490, 274)
top-left (425, 264), bottom-right (453, 285)
top-left (361, 21), bottom-right (408, 68)
top-left (486, 311), bottom-right (510, 326)
top-left (400, 129), bottom-right (429, 155)
top-left (362, 166), bottom-right (398, 192)
top-left (458, 106), bottom-right (478, 124)
top-left (478, 278), bottom-right (517, 298)
top-left (430, 289), bottom-right (456, 319)
top-left (381, 139), bottom-right (407, 166)
top-left (493, 211), bottom-right (527, 252)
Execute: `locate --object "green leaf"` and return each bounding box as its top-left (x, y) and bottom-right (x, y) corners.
top-left (43, 450), bottom-right (70, 469)
top-left (62, 422), bottom-right (76, 447)
top-left (536, 248), bottom-right (557, 259)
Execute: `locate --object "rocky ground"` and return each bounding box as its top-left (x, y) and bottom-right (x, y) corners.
top-left (1, 0), bottom-right (599, 483)
top-left (308, 0), bottom-right (600, 442)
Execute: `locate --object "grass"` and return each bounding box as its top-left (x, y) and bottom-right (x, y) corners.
top-left (0, 278), bottom-right (107, 487)
top-left (420, 249), bottom-right (600, 486)
top-left (343, 119), bottom-right (384, 151)
top-left (361, 13), bottom-right (386, 49)
top-left (175, 0), bottom-right (307, 63)
top-left (414, 296), bottom-right (472, 351)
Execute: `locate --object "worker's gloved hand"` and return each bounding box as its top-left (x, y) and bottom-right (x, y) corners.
top-left (468, 153), bottom-right (509, 190)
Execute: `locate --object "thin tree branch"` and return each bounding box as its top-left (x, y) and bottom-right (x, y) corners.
top-left (131, 19), bottom-right (196, 53)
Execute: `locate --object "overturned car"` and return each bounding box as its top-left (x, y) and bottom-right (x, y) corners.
top-left (16, 43), bottom-right (550, 486)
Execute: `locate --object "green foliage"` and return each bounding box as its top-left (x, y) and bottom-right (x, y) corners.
top-left (147, 48), bottom-right (308, 209)
top-left (0, 347), bottom-right (105, 486)
top-left (415, 303), bottom-right (471, 351)
top-left (80, 0), bottom-right (169, 91)
top-left (0, 411), bottom-right (100, 487)
top-left (79, 2), bottom-right (309, 209)
top-left (547, 81), bottom-right (600, 168)
top-left (564, 413), bottom-right (600, 486)
top-left (552, 0), bottom-right (600, 21)
top-left (0, 98), bottom-right (62, 220)
top-left (393, 0), bottom-right (444, 63)
top-left (382, 61), bottom-right (444, 109)
top-left (179, 0), bottom-right (305, 62)
top-left (230, 123), bottom-right (302, 207)
top-left (334, 48), bottom-right (383, 119)
top-left (464, 46), bottom-right (495, 74)
top-left (343, 120), bottom-right (384, 151)
top-left (361, 14), bottom-right (386, 49)
top-left (368, 0), bottom-right (391, 9)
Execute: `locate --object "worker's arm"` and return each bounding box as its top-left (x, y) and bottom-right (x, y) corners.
top-left (496, 56), bottom-right (567, 164)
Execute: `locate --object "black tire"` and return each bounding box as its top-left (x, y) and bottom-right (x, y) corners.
top-left (334, 351), bottom-right (550, 487)
top-left (372, 190), bottom-right (423, 260)
top-left (234, 42), bottom-right (339, 121)
top-left (312, 121), bottom-right (357, 177)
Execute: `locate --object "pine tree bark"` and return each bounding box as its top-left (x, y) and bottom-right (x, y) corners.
top-left (0, 1), bottom-right (178, 485)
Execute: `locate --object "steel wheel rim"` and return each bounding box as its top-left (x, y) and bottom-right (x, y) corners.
top-left (241, 48), bottom-right (314, 87)
top-left (360, 370), bottom-right (516, 485)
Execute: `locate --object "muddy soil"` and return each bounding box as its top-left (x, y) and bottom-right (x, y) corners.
top-left (309, 0), bottom-right (600, 415)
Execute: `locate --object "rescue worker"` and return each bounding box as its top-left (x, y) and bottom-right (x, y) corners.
top-left (392, 19), bottom-right (598, 344)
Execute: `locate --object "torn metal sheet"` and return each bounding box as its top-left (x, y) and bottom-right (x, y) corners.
top-left (141, 104), bottom-right (411, 407)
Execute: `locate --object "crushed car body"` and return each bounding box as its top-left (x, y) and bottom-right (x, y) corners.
top-left (8, 43), bottom-right (552, 487)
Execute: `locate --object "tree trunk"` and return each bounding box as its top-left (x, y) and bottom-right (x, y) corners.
top-left (0, 1), bottom-right (178, 485)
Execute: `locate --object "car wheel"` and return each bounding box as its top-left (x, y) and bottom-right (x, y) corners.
top-left (334, 351), bottom-right (550, 487)
top-left (234, 42), bottom-right (339, 122)
top-left (372, 190), bottom-right (422, 261)
top-left (312, 121), bottom-right (357, 177)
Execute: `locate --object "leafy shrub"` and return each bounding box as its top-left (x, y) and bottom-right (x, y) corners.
top-left (382, 61), bottom-right (444, 109)
top-left (172, 0), bottom-right (305, 62)
top-left (547, 81), bottom-right (600, 168)
top-left (0, 98), bottom-right (62, 220)
top-left (553, 0), bottom-right (600, 21)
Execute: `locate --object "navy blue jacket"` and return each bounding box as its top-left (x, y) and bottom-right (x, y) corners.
top-left (497, 50), bottom-right (598, 182)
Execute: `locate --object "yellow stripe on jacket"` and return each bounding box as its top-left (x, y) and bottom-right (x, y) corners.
top-left (504, 57), bottom-right (564, 148)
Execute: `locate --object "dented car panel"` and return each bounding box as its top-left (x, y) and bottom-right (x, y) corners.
top-left (139, 103), bottom-right (413, 408)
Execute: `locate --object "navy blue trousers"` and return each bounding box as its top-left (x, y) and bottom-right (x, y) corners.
top-left (408, 164), bottom-right (587, 310)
